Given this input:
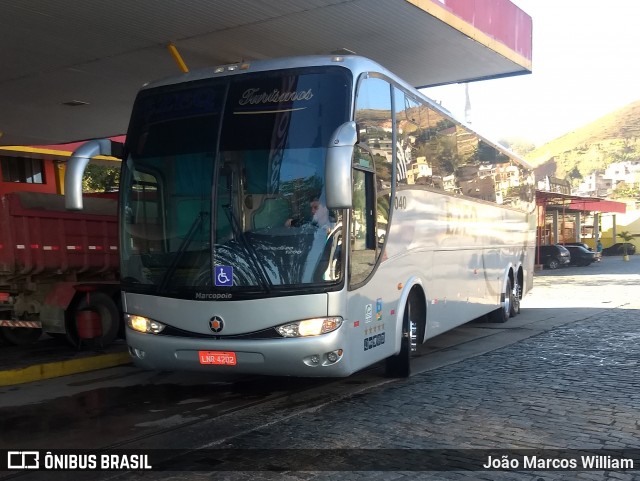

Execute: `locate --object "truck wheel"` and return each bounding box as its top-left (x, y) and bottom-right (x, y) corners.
top-left (46, 332), bottom-right (69, 343)
top-left (70, 293), bottom-right (121, 347)
top-left (0, 326), bottom-right (43, 345)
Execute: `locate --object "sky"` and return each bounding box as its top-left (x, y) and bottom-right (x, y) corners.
top-left (423, 0), bottom-right (640, 146)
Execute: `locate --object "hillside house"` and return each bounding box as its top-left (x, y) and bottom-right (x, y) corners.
top-left (603, 161), bottom-right (640, 189)
top-left (538, 175), bottom-right (571, 195)
top-left (575, 171), bottom-right (612, 197)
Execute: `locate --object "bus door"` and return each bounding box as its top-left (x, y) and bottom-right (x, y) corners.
top-left (345, 74), bottom-right (395, 368)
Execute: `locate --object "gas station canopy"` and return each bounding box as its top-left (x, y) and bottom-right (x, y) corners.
top-left (537, 191), bottom-right (627, 215)
top-left (0, 0), bottom-right (531, 146)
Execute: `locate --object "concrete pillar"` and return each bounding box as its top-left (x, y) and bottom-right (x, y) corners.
top-left (594, 213), bottom-right (600, 242)
top-left (612, 214), bottom-right (617, 242)
top-left (575, 212), bottom-right (581, 241)
top-left (552, 210), bottom-right (559, 244)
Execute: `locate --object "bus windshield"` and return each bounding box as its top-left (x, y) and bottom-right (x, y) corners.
top-left (120, 67), bottom-right (351, 297)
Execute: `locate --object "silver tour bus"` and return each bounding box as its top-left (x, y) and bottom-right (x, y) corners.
top-left (66, 55), bottom-right (536, 377)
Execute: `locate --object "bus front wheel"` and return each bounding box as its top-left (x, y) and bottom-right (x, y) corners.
top-left (385, 302), bottom-right (419, 378)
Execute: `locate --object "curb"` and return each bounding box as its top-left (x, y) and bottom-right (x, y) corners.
top-left (0, 351), bottom-right (132, 387)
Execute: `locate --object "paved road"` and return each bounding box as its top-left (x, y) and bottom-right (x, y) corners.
top-left (2, 256), bottom-right (639, 480)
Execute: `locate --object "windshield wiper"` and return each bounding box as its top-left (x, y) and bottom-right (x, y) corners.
top-left (158, 211), bottom-right (208, 294)
top-left (222, 203), bottom-right (272, 293)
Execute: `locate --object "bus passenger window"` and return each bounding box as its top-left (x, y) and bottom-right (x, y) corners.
top-left (395, 89), bottom-right (422, 186)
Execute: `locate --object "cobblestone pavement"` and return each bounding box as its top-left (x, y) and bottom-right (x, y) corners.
top-left (202, 310), bottom-right (638, 480)
top-left (122, 260), bottom-right (640, 481)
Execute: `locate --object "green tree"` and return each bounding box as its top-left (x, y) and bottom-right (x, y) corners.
top-left (610, 181), bottom-right (640, 199)
top-left (82, 164), bottom-right (120, 192)
top-left (618, 231), bottom-right (634, 257)
top-left (567, 165), bottom-right (582, 181)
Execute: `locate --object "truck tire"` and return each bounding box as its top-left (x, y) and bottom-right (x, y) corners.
top-left (69, 293), bottom-right (121, 347)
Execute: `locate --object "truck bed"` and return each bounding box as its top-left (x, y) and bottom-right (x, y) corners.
top-left (0, 192), bottom-right (118, 284)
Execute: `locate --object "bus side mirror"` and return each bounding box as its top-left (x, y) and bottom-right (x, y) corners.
top-left (325, 121), bottom-right (357, 209)
top-left (65, 139), bottom-right (120, 210)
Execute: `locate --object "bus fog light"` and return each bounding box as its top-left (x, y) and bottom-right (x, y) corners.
top-left (128, 346), bottom-right (146, 359)
top-left (324, 349), bottom-right (343, 365)
top-left (303, 354), bottom-right (321, 366)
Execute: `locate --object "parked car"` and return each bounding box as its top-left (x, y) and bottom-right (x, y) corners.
top-left (601, 242), bottom-right (636, 256)
top-left (561, 242), bottom-right (593, 251)
top-left (535, 244), bottom-right (571, 269)
top-left (564, 245), bottom-right (597, 266)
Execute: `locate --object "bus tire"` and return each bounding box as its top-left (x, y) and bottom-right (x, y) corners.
top-left (510, 277), bottom-right (521, 317)
top-left (489, 277), bottom-right (513, 324)
top-left (385, 299), bottom-right (420, 378)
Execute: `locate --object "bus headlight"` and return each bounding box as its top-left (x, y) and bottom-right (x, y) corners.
top-left (126, 313), bottom-right (165, 334)
top-left (276, 317), bottom-right (343, 337)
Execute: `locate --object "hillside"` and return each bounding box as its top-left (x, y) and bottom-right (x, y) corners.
top-left (524, 99), bottom-right (640, 183)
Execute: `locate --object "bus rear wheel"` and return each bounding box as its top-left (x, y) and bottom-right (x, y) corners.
top-left (510, 278), bottom-right (521, 317)
top-left (489, 277), bottom-right (513, 324)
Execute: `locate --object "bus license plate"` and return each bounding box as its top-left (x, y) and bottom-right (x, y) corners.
top-left (199, 351), bottom-right (237, 366)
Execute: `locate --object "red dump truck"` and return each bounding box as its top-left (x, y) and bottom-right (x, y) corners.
top-left (0, 191), bottom-right (121, 346)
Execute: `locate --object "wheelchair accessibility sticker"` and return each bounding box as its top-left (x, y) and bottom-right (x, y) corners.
top-left (215, 266), bottom-right (233, 287)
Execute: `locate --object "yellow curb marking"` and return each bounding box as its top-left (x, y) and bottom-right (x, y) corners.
top-left (0, 352), bottom-right (132, 387)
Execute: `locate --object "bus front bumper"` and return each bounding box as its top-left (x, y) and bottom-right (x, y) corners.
top-left (125, 326), bottom-right (353, 377)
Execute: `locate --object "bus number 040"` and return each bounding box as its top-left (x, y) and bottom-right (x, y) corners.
top-left (394, 196), bottom-right (407, 210)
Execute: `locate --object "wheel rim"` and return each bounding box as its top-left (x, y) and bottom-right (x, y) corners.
top-left (504, 280), bottom-right (512, 318)
top-left (409, 318), bottom-right (418, 353)
top-left (512, 280), bottom-right (521, 315)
